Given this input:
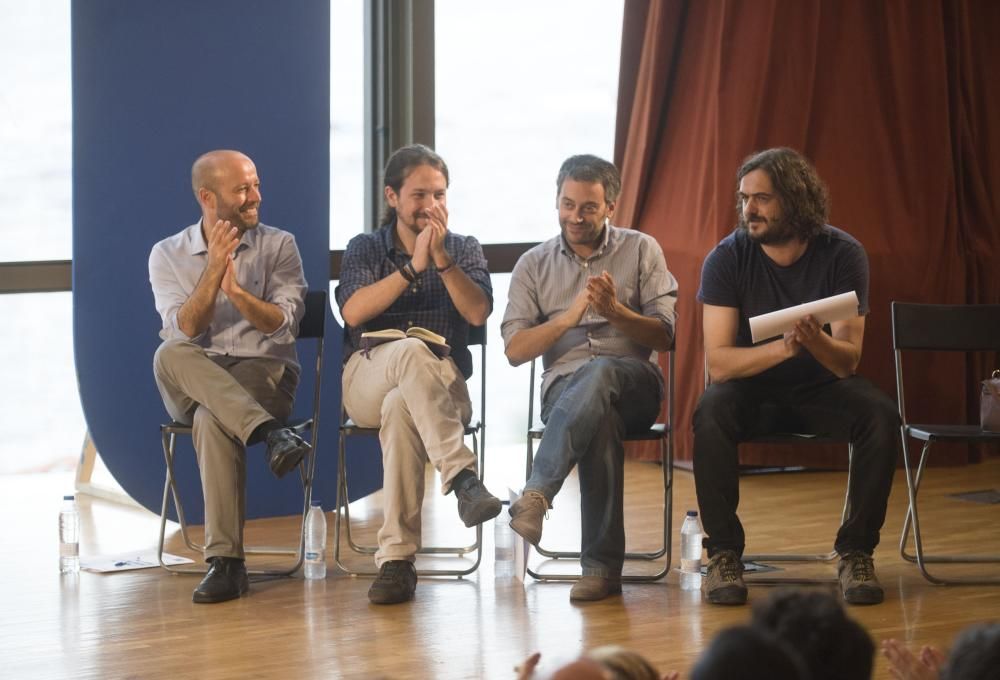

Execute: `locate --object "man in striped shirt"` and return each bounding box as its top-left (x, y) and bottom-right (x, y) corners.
top-left (501, 155), bottom-right (678, 601)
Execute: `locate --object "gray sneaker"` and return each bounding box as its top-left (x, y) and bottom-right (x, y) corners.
top-left (454, 475), bottom-right (502, 527)
top-left (703, 550), bottom-right (747, 605)
top-left (508, 490), bottom-right (548, 546)
top-left (838, 551), bottom-right (884, 605)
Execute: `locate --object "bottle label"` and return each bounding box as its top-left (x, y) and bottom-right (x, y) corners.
top-left (680, 558), bottom-right (701, 574)
top-left (60, 543), bottom-right (79, 558)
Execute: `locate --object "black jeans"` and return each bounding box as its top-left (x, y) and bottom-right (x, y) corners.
top-left (692, 375), bottom-right (899, 558)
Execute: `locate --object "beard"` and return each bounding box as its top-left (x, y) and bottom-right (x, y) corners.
top-left (739, 212), bottom-right (796, 245)
top-left (216, 197), bottom-right (260, 232)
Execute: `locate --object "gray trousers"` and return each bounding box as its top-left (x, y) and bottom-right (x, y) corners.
top-left (342, 338), bottom-right (475, 566)
top-left (153, 340), bottom-right (298, 560)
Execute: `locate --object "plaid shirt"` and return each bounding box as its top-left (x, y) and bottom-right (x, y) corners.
top-left (335, 222), bottom-right (493, 378)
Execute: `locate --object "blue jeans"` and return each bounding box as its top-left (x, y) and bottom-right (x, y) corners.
top-left (526, 357), bottom-right (662, 577)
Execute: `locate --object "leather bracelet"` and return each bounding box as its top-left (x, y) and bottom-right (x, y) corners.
top-left (399, 261), bottom-right (415, 283)
top-left (404, 260), bottom-right (420, 281)
top-left (437, 259), bottom-right (456, 275)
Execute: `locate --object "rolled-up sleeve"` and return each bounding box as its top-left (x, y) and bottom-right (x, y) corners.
top-left (501, 253), bottom-right (540, 347)
top-left (639, 237), bottom-right (678, 340)
top-left (149, 242), bottom-right (203, 342)
top-left (263, 232), bottom-right (307, 344)
top-left (457, 235), bottom-right (493, 312)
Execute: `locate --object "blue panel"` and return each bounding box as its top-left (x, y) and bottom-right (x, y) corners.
top-left (72, 0), bottom-right (381, 522)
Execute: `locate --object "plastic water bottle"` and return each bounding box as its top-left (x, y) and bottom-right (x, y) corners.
top-left (680, 510), bottom-right (702, 591)
top-left (494, 511), bottom-right (515, 579)
top-left (303, 500), bottom-right (327, 580)
top-left (59, 495), bottom-right (80, 574)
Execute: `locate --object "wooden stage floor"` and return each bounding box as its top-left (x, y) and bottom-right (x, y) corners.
top-left (1, 455), bottom-right (998, 679)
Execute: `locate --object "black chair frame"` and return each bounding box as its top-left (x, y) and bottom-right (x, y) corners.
top-left (334, 325), bottom-right (488, 577)
top-left (524, 349), bottom-right (674, 583)
top-left (157, 290), bottom-right (327, 577)
top-left (892, 301), bottom-right (1000, 585)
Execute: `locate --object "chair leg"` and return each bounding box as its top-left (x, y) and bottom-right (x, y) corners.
top-left (526, 433), bottom-right (672, 583)
top-left (334, 427), bottom-right (484, 578)
top-left (158, 425), bottom-right (313, 578)
top-left (898, 437), bottom-right (1000, 585)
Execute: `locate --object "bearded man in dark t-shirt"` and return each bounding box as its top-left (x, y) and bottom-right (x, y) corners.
top-left (694, 147), bottom-right (899, 607)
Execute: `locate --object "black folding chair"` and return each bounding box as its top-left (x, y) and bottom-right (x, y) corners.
top-left (157, 290), bottom-right (327, 576)
top-left (524, 349), bottom-right (674, 583)
top-left (892, 301), bottom-right (1000, 584)
top-left (334, 325), bottom-right (488, 577)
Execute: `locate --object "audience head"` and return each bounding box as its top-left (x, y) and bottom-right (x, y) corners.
top-left (941, 622), bottom-right (1000, 680)
top-left (751, 588), bottom-right (874, 680)
top-left (380, 144), bottom-right (450, 227)
top-left (735, 147), bottom-right (828, 243)
top-left (585, 645), bottom-right (661, 680)
top-left (689, 625), bottom-right (807, 680)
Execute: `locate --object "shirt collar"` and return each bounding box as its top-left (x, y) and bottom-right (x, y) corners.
top-left (378, 220), bottom-right (399, 255)
top-left (559, 222), bottom-right (615, 261)
top-left (184, 219), bottom-right (256, 257)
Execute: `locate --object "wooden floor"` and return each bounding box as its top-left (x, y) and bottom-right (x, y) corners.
top-left (2, 454), bottom-right (999, 679)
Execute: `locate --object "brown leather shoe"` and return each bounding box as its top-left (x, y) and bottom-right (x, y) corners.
top-left (509, 490), bottom-right (548, 546)
top-left (838, 551), bottom-right (884, 605)
top-left (703, 550), bottom-right (747, 605)
top-left (569, 575), bottom-right (622, 602)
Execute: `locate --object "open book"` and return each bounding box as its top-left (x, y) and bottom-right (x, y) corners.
top-left (360, 327), bottom-right (451, 358)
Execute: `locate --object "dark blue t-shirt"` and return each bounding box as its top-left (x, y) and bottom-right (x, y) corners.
top-left (697, 225), bottom-right (870, 385)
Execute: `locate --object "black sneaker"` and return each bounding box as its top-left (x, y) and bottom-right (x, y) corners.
top-left (703, 550), bottom-right (747, 605)
top-left (265, 427), bottom-right (311, 479)
top-left (838, 551), bottom-right (884, 605)
top-left (454, 474), bottom-right (502, 527)
top-left (192, 556), bottom-right (249, 604)
top-left (368, 560), bottom-right (417, 605)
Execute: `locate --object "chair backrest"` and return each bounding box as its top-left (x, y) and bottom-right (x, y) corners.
top-left (298, 290), bottom-right (328, 339)
top-left (891, 302), bottom-right (1000, 351)
top-left (891, 302), bottom-right (1000, 425)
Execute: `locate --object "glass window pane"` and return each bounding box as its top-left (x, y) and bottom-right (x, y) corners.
top-left (435, 1), bottom-right (623, 245)
top-left (0, 0), bottom-right (72, 262)
top-left (330, 3), bottom-right (365, 250)
top-left (0, 292), bottom-right (85, 473)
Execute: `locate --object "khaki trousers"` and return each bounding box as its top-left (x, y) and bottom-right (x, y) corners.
top-left (342, 338), bottom-right (474, 566)
top-left (153, 340), bottom-right (298, 560)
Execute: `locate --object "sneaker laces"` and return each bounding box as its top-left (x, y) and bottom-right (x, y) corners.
top-left (716, 553), bottom-right (742, 582)
top-left (847, 553), bottom-right (875, 581)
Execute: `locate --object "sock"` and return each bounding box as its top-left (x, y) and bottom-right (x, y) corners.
top-left (450, 468), bottom-right (476, 493)
top-left (247, 419), bottom-right (281, 446)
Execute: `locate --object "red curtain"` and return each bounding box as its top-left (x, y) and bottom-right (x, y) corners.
top-left (616, 0), bottom-right (1000, 466)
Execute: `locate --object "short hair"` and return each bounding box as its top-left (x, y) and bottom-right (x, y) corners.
top-left (380, 144), bottom-right (450, 227)
top-left (191, 149), bottom-right (246, 198)
top-left (690, 626), bottom-right (808, 680)
top-left (556, 154), bottom-right (621, 204)
top-left (736, 147), bottom-right (829, 240)
top-left (941, 622), bottom-right (1000, 680)
top-left (586, 645), bottom-right (661, 680)
top-left (751, 589), bottom-right (874, 680)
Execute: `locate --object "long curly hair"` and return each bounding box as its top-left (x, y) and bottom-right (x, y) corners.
top-left (736, 148), bottom-right (829, 241)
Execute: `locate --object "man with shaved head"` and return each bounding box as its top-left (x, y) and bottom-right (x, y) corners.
top-left (149, 150), bottom-right (310, 603)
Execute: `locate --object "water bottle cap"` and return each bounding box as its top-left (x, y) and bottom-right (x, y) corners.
top-left (686, 510), bottom-right (698, 517)
top-left (310, 500), bottom-right (322, 507)
top-left (64, 495), bottom-right (75, 501)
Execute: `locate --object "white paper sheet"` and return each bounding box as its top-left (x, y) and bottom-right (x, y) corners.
top-left (80, 550), bottom-right (195, 573)
top-left (749, 291), bottom-right (859, 344)
top-left (509, 488), bottom-right (530, 583)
